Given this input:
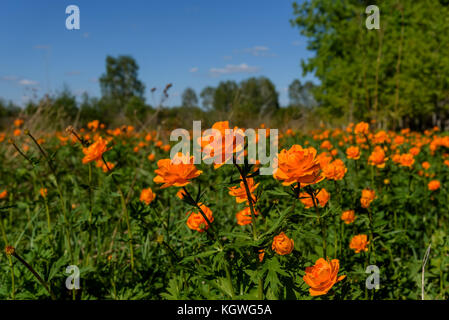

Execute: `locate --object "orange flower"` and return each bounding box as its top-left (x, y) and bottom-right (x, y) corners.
top-left (228, 177), bottom-right (259, 204)
top-left (87, 120), bottom-right (100, 131)
top-left (341, 210), bottom-right (356, 224)
top-left (399, 153), bottom-right (415, 168)
top-left (444, 159), bottom-right (449, 167)
top-left (354, 121), bottom-right (369, 135)
top-left (176, 189), bottom-right (187, 199)
top-left (13, 129), bottom-right (21, 136)
top-left (349, 234), bottom-right (369, 253)
top-left (422, 161), bottom-right (431, 170)
top-left (360, 189), bottom-right (376, 208)
top-left (320, 140), bottom-right (333, 150)
top-left (39, 188), bottom-right (48, 198)
top-left (428, 180), bottom-right (440, 191)
top-left (0, 189), bottom-right (7, 200)
top-left (162, 144), bottom-right (171, 152)
top-left (258, 249), bottom-right (265, 262)
top-left (96, 160), bottom-right (114, 172)
top-left (14, 119), bottom-right (24, 127)
top-left (273, 145), bottom-right (323, 186)
top-left (303, 258), bottom-right (346, 296)
top-left (82, 137), bottom-right (110, 164)
top-left (236, 207), bottom-right (259, 226)
top-left (271, 232), bottom-right (294, 255)
top-left (368, 146), bottom-right (388, 168)
top-left (148, 153), bottom-right (156, 161)
top-left (140, 187), bottom-right (156, 205)
top-left (322, 159), bottom-right (347, 181)
top-left (186, 204), bottom-right (214, 232)
top-left (200, 121), bottom-right (245, 169)
top-left (409, 147), bottom-right (420, 156)
top-left (346, 146), bottom-right (360, 160)
top-left (373, 130), bottom-right (388, 144)
top-left (153, 153), bottom-right (202, 189)
top-left (299, 188), bottom-right (330, 209)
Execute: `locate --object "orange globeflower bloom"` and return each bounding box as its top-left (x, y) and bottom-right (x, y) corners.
top-left (228, 177), bottom-right (259, 204)
top-left (299, 188), bottom-right (330, 209)
top-left (354, 121), bottom-right (369, 135)
top-left (409, 147), bottom-right (420, 156)
top-left (360, 189), bottom-right (376, 208)
top-left (153, 153), bottom-right (202, 189)
top-left (258, 249), bottom-right (265, 262)
top-left (316, 152), bottom-right (332, 168)
top-left (303, 258), bottom-right (346, 296)
top-left (186, 204), bottom-right (214, 232)
top-left (162, 144), bottom-right (171, 152)
top-left (399, 153), bottom-right (415, 168)
top-left (148, 153), bottom-right (156, 161)
top-left (13, 129), bottom-right (21, 136)
top-left (14, 119), bottom-right (24, 127)
top-left (341, 210), bottom-right (356, 224)
top-left (346, 146), bottom-right (360, 160)
top-left (200, 121), bottom-right (245, 169)
top-left (320, 140), bottom-right (333, 150)
top-left (271, 232), bottom-right (294, 255)
top-left (349, 234), bottom-right (369, 253)
top-left (368, 146), bottom-right (388, 168)
top-left (322, 159), bottom-right (347, 181)
top-left (422, 161), bottom-right (431, 170)
top-left (428, 180), bottom-right (440, 191)
top-left (444, 159), bottom-right (449, 167)
top-left (392, 153), bottom-right (401, 164)
top-left (0, 189), bottom-right (7, 200)
top-left (39, 188), bottom-right (48, 198)
top-left (96, 159), bottom-right (114, 172)
top-left (273, 145), bottom-right (323, 186)
top-left (140, 187), bottom-right (156, 205)
top-left (373, 130), bottom-right (388, 144)
top-left (176, 189), bottom-right (187, 199)
top-left (82, 137), bottom-right (111, 164)
top-left (236, 207), bottom-right (259, 226)
top-left (87, 120), bottom-right (100, 131)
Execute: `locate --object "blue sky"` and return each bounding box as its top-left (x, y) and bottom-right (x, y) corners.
top-left (0, 0), bottom-right (315, 107)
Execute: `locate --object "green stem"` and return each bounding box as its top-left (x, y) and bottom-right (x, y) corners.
top-left (11, 251), bottom-right (56, 300)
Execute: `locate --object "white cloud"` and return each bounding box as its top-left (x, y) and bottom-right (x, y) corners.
top-left (1, 75), bottom-right (18, 81)
top-left (210, 63), bottom-right (260, 76)
top-left (19, 79), bottom-right (38, 86)
top-left (189, 67), bottom-right (199, 73)
top-left (237, 46), bottom-right (275, 57)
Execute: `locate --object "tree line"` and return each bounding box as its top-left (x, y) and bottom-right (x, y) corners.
top-left (0, 55), bottom-right (317, 130)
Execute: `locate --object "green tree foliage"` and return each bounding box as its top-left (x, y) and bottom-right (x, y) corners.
top-left (239, 76), bottom-right (279, 115)
top-left (213, 80), bottom-right (239, 113)
top-left (181, 87), bottom-right (199, 107)
top-left (99, 55), bottom-right (146, 112)
top-left (291, 0), bottom-right (449, 129)
top-left (200, 86), bottom-right (216, 110)
top-left (288, 79), bottom-right (317, 108)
